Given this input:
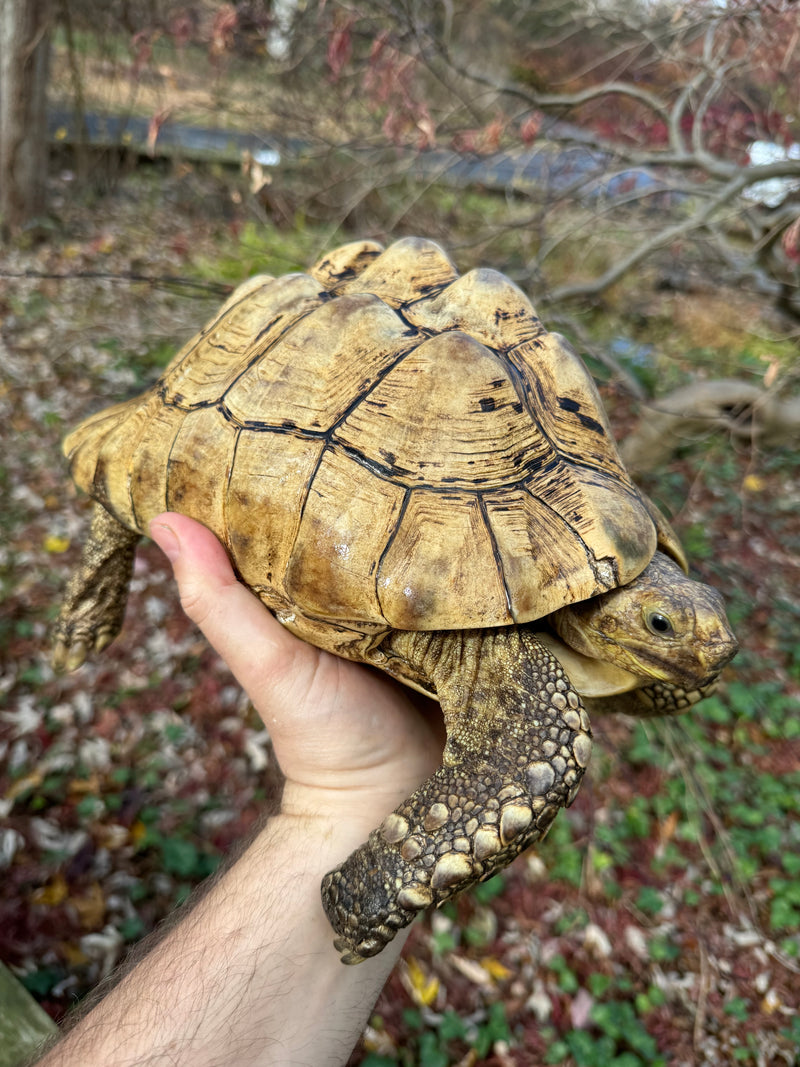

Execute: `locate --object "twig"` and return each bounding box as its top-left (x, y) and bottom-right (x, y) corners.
top-left (0, 270), bottom-right (231, 297)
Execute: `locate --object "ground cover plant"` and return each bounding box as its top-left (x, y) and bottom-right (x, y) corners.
top-left (1, 157), bottom-right (798, 1066)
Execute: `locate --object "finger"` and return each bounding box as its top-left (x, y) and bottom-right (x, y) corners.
top-left (149, 513), bottom-right (317, 705)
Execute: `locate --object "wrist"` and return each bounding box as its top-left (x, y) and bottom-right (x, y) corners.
top-left (278, 777), bottom-right (412, 854)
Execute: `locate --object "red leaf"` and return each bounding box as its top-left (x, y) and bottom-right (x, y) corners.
top-left (327, 17), bottom-right (354, 82)
top-left (781, 216), bottom-right (800, 262)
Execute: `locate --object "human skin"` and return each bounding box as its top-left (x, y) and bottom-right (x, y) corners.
top-left (34, 512), bottom-right (442, 1067)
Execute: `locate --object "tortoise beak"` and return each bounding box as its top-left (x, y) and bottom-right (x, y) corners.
top-left (703, 628), bottom-right (738, 677)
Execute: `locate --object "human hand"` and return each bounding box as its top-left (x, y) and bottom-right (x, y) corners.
top-left (149, 513), bottom-right (443, 842)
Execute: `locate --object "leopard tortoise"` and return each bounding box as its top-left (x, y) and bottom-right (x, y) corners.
top-left (53, 237), bottom-right (737, 963)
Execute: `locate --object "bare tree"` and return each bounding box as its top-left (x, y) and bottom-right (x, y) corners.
top-left (287, 0), bottom-right (800, 323)
top-left (0, 0), bottom-right (52, 238)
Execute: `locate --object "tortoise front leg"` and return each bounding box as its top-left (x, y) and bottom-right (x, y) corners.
top-left (321, 628), bottom-right (592, 963)
top-left (52, 502), bottom-right (140, 671)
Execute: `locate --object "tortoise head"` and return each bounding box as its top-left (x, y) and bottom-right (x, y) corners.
top-left (549, 552), bottom-right (738, 690)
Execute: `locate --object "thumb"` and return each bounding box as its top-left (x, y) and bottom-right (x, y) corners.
top-left (149, 513), bottom-right (310, 701)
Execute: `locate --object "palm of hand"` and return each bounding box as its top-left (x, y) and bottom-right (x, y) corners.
top-left (152, 513), bottom-right (443, 825)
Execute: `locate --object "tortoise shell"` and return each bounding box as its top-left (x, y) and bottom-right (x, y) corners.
top-left (64, 237), bottom-right (658, 647)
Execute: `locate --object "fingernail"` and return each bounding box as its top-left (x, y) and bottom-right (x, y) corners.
top-left (150, 521), bottom-right (180, 562)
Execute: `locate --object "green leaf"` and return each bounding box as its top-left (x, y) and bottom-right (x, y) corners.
top-left (471, 873), bottom-right (506, 903)
top-left (20, 967), bottom-right (65, 997)
top-left (418, 1031), bottom-right (448, 1067)
top-left (723, 997), bottom-right (750, 1021)
top-left (160, 837), bottom-right (200, 877)
top-left (635, 886), bottom-right (664, 916)
top-left (437, 1010), bottom-right (467, 1042)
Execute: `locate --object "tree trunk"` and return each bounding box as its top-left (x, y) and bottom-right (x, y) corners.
top-left (0, 0), bottom-right (51, 238)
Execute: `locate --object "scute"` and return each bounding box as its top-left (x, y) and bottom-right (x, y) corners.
top-left (336, 236), bottom-right (458, 307)
top-left (404, 268), bottom-right (545, 350)
top-left (285, 447), bottom-right (406, 622)
top-left (162, 274), bottom-right (326, 409)
top-left (223, 291), bottom-right (417, 432)
top-left (309, 240), bottom-right (384, 289)
top-left (333, 330), bottom-right (550, 489)
top-left (377, 491), bottom-right (512, 629)
top-left (226, 429), bottom-right (325, 593)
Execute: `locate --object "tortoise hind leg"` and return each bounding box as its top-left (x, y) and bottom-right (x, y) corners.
top-left (52, 503), bottom-right (140, 672)
top-left (321, 628), bottom-right (593, 963)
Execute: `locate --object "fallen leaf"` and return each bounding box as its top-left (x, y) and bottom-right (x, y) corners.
top-left (404, 956), bottom-right (440, 1006)
top-left (43, 534), bottom-right (70, 553)
top-left (130, 820), bottom-right (148, 846)
top-left (658, 810), bottom-right (680, 845)
top-left (481, 956), bottom-right (512, 981)
top-left (5, 770), bottom-right (44, 801)
top-left (449, 954), bottom-right (493, 987)
top-left (33, 873), bottom-right (69, 907)
top-left (69, 882), bottom-right (106, 929)
top-left (742, 474), bottom-right (765, 493)
top-left (59, 941), bottom-right (89, 966)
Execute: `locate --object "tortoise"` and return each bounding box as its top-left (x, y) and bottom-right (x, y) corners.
top-left (53, 237), bottom-right (737, 964)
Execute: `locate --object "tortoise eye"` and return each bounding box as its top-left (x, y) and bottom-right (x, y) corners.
top-left (646, 611), bottom-right (674, 637)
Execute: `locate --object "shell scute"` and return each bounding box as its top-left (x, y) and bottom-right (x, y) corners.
top-left (226, 429), bottom-right (325, 592)
top-left (377, 490), bottom-right (512, 630)
top-left (510, 333), bottom-right (624, 474)
top-left (223, 291), bottom-right (417, 432)
top-left (310, 240), bottom-right (384, 289)
top-left (128, 400), bottom-right (188, 528)
top-left (337, 236), bottom-right (458, 307)
top-left (165, 407), bottom-right (239, 533)
top-left (285, 447), bottom-right (406, 622)
top-left (405, 268), bottom-right (545, 351)
top-left (334, 331), bottom-right (550, 490)
top-left (162, 274), bottom-right (326, 409)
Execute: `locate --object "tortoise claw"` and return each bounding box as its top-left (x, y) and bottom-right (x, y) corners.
top-left (51, 638), bottom-right (69, 673)
top-left (94, 630), bottom-right (115, 654)
top-left (51, 637), bottom-right (89, 673)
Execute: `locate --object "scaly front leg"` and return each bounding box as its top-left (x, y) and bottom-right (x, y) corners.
top-left (321, 627), bottom-right (592, 963)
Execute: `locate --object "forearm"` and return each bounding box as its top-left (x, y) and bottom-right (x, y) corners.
top-left (35, 805), bottom-right (407, 1067)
